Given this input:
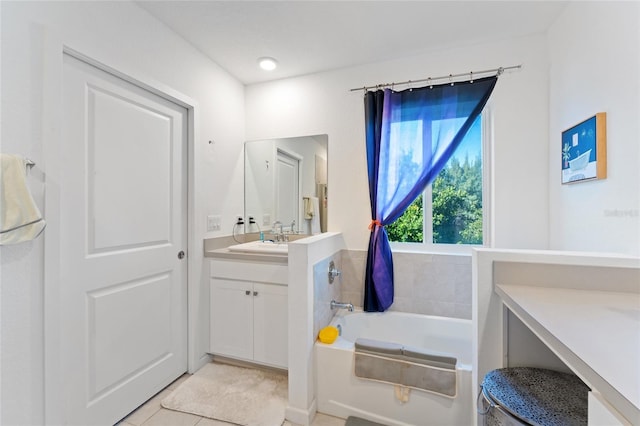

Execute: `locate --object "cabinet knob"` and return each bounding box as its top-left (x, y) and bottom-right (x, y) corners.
top-left (245, 290), bottom-right (250, 295)
top-left (253, 291), bottom-right (258, 296)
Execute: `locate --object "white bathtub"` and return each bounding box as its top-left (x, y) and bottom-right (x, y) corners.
top-left (315, 310), bottom-right (472, 426)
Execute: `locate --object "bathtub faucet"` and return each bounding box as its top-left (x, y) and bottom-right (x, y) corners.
top-left (330, 300), bottom-right (354, 312)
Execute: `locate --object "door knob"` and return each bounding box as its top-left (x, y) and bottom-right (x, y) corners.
top-left (178, 251), bottom-right (185, 259)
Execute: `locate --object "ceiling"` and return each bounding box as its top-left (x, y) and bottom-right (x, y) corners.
top-left (136, 1), bottom-right (568, 85)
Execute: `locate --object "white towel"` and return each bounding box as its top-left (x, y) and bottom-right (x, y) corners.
top-left (303, 197), bottom-right (314, 220)
top-left (309, 196), bottom-right (321, 234)
top-left (0, 154), bottom-right (46, 245)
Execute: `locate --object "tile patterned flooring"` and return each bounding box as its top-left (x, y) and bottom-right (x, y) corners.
top-left (118, 373), bottom-right (345, 426)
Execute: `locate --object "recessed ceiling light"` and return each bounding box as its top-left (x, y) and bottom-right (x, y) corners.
top-left (258, 57), bottom-right (278, 71)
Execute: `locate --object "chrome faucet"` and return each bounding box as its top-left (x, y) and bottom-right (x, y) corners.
top-left (290, 219), bottom-right (296, 233)
top-left (272, 221), bottom-right (287, 242)
top-left (272, 220), bottom-right (282, 234)
top-left (330, 300), bottom-right (354, 312)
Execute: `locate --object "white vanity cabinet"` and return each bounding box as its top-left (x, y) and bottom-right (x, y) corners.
top-left (209, 258), bottom-right (288, 369)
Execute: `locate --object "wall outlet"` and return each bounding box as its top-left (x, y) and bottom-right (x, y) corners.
top-left (263, 214), bottom-right (271, 226)
top-left (207, 215), bottom-right (221, 232)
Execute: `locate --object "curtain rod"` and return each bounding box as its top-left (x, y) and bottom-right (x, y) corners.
top-left (350, 64), bottom-right (522, 92)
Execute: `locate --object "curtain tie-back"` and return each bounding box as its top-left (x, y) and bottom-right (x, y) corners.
top-left (368, 219), bottom-right (382, 231)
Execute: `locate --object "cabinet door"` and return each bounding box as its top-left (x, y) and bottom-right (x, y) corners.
top-left (253, 283), bottom-right (288, 368)
top-left (210, 278), bottom-right (253, 361)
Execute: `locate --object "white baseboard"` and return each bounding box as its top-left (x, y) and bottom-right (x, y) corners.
top-left (285, 398), bottom-right (317, 426)
top-left (190, 352), bottom-right (212, 374)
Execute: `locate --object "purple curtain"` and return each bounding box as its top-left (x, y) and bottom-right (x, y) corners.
top-left (364, 76), bottom-right (498, 312)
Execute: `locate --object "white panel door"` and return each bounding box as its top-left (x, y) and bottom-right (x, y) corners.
top-left (61, 53), bottom-right (187, 425)
top-left (275, 150), bottom-right (299, 228)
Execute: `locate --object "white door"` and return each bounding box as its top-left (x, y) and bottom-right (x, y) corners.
top-left (61, 53), bottom-right (188, 425)
top-left (275, 150), bottom-right (299, 229)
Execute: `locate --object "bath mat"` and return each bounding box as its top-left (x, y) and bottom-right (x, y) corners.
top-left (161, 362), bottom-right (288, 426)
top-left (345, 416), bottom-right (387, 426)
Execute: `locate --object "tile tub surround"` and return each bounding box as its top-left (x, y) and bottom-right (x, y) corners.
top-left (313, 254), bottom-right (343, 340)
top-left (339, 250), bottom-right (472, 320)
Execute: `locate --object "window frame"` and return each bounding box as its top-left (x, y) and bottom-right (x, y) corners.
top-left (389, 106), bottom-right (493, 255)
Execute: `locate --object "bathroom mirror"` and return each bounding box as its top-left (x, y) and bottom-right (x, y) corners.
top-left (244, 134), bottom-right (328, 235)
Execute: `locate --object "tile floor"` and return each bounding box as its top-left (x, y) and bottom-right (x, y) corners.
top-left (118, 373), bottom-right (345, 426)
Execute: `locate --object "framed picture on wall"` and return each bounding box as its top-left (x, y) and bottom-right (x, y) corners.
top-left (561, 112), bottom-right (607, 184)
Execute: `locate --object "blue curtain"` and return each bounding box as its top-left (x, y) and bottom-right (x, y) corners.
top-left (364, 76), bottom-right (498, 312)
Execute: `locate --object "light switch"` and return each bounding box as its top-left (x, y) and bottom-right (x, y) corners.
top-left (207, 215), bottom-right (221, 231)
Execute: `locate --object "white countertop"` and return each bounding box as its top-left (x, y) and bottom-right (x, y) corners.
top-left (204, 247), bottom-right (288, 263)
top-left (496, 284), bottom-right (640, 422)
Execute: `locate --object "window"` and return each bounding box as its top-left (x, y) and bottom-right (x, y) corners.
top-left (386, 114), bottom-right (487, 248)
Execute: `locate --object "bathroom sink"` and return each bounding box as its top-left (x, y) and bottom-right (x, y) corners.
top-left (227, 240), bottom-right (288, 255)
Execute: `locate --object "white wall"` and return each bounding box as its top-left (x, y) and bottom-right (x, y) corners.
top-left (548, 1), bottom-right (640, 256)
top-left (287, 232), bottom-right (346, 425)
top-left (245, 34), bottom-right (551, 251)
top-left (0, 1), bottom-right (245, 424)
